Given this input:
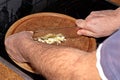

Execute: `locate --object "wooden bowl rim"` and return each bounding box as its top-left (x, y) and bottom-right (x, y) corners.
top-left (5, 12), bottom-right (77, 73)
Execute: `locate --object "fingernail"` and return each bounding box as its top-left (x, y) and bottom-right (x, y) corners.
top-left (77, 30), bottom-right (82, 35)
top-left (29, 31), bottom-right (34, 34)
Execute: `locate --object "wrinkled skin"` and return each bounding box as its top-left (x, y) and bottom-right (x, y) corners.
top-left (76, 8), bottom-right (120, 38)
top-left (5, 31), bottom-right (100, 80)
top-left (5, 31), bottom-right (34, 62)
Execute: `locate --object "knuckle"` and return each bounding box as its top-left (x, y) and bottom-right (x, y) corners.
top-left (90, 11), bottom-right (96, 15)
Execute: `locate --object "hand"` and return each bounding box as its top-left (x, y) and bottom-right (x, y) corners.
top-left (76, 9), bottom-right (120, 38)
top-left (5, 31), bottom-right (34, 62)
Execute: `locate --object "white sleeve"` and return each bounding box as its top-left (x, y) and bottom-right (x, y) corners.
top-left (96, 43), bottom-right (108, 80)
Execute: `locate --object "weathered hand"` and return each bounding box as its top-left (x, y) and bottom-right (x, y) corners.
top-left (76, 8), bottom-right (120, 38)
top-left (5, 31), bottom-right (34, 63)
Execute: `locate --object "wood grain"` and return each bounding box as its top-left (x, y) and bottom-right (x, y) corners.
top-left (107, 0), bottom-right (120, 6)
top-left (0, 60), bottom-right (24, 80)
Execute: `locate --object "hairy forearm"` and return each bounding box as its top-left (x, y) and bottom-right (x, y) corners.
top-left (21, 41), bottom-right (100, 80)
top-left (23, 42), bottom-right (81, 80)
top-left (5, 31), bottom-right (100, 79)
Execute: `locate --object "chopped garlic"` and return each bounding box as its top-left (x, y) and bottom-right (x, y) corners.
top-left (36, 33), bottom-right (66, 45)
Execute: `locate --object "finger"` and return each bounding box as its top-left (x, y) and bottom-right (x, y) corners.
top-left (22, 31), bottom-right (34, 35)
top-left (27, 31), bottom-right (34, 38)
top-left (86, 11), bottom-right (106, 20)
top-left (28, 31), bottom-right (34, 34)
top-left (76, 19), bottom-right (94, 32)
top-left (21, 31), bottom-right (34, 39)
top-left (77, 29), bottom-right (96, 37)
top-left (6, 46), bottom-right (27, 63)
top-left (86, 11), bottom-right (99, 19)
top-left (76, 19), bottom-right (86, 28)
top-left (4, 37), bottom-right (12, 47)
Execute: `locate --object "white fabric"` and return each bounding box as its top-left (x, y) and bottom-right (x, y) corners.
top-left (96, 44), bottom-right (108, 80)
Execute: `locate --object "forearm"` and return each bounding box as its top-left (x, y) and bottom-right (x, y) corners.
top-left (23, 42), bottom-right (81, 80)
top-left (22, 41), bottom-right (100, 80)
top-left (5, 31), bottom-right (100, 80)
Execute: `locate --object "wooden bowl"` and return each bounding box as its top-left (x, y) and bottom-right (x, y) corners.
top-left (5, 12), bottom-right (96, 73)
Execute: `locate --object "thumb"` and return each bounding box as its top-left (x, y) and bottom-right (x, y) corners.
top-left (77, 29), bottom-right (96, 37)
top-left (27, 31), bottom-right (34, 35)
top-left (29, 31), bottom-right (34, 34)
